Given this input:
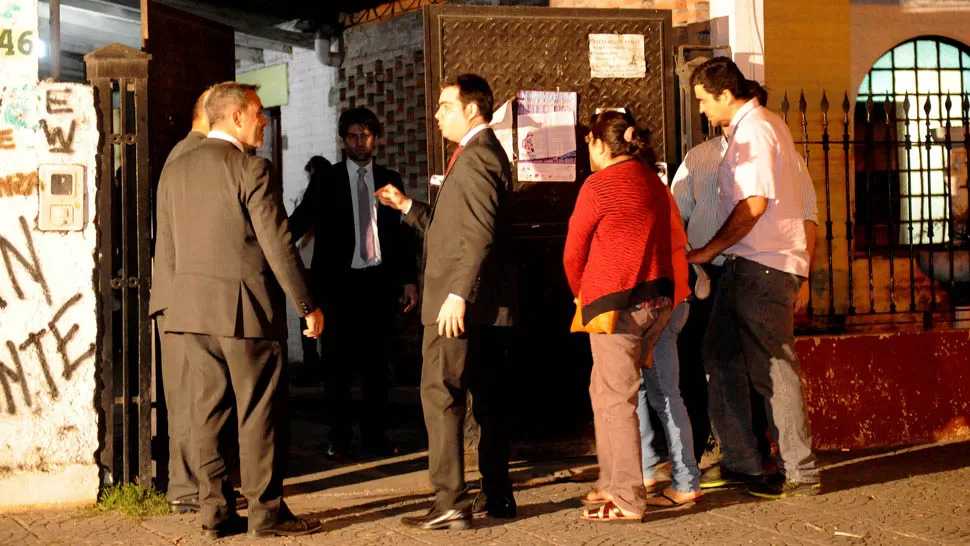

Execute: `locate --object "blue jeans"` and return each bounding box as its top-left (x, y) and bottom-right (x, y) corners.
top-left (637, 301), bottom-right (701, 493)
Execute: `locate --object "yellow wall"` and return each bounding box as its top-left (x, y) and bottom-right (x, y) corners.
top-left (764, 0), bottom-right (856, 315)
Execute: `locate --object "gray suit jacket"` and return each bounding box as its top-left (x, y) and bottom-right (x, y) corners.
top-left (149, 130), bottom-right (207, 317)
top-left (405, 128), bottom-right (516, 327)
top-left (154, 138), bottom-right (315, 339)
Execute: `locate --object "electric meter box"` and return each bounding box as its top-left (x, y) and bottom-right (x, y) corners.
top-left (38, 164), bottom-right (85, 231)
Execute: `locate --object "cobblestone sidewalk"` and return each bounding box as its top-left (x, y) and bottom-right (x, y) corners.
top-left (2, 440), bottom-right (968, 545)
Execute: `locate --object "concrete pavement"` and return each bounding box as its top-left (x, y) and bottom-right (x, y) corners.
top-left (2, 439), bottom-right (968, 545)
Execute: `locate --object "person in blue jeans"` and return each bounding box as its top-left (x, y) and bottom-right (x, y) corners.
top-left (637, 301), bottom-right (702, 506)
top-left (637, 188), bottom-right (702, 507)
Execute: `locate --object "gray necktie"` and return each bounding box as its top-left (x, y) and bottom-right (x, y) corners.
top-left (357, 167), bottom-right (375, 262)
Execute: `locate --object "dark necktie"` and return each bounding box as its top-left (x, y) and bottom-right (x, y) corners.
top-left (357, 167), bottom-right (375, 263)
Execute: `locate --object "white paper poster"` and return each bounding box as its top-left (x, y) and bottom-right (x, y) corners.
top-left (588, 34), bottom-right (646, 79)
top-left (489, 99), bottom-right (515, 163)
top-left (517, 90), bottom-right (577, 183)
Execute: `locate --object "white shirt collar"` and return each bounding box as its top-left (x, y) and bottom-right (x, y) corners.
top-left (726, 98), bottom-right (760, 140)
top-left (207, 130), bottom-right (245, 152)
top-left (459, 124), bottom-right (489, 146)
top-left (346, 159), bottom-right (373, 176)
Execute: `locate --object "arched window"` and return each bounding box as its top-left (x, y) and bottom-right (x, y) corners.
top-left (856, 37), bottom-right (970, 245)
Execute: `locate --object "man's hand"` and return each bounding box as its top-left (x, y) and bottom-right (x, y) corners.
top-left (303, 308), bottom-right (324, 338)
top-left (687, 246), bottom-right (717, 265)
top-left (403, 283), bottom-right (419, 313)
top-left (375, 184), bottom-right (412, 212)
top-left (437, 296), bottom-right (466, 338)
top-left (794, 280), bottom-right (810, 313)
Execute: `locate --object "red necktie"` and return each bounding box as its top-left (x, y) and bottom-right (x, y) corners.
top-left (446, 145), bottom-right (464, 175)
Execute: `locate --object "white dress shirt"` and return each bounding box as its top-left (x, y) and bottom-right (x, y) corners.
top-left (718, 99), bottom-right (810, 277)
top-left (207, 130), bottom-right (244, 152)
top-left (348, 160), bottom-right (382, 269)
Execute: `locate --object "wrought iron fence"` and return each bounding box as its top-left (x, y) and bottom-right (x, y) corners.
top-left (85, 45), bottom-right (154, 488)
top-left (777, 89), bottom-right (970, 332)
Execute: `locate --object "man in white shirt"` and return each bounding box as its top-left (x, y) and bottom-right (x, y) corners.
top-left (289, 108), bottom-right (418, 459)
top-left (672, 120), bottom-right (819, 468)
top-left (687, 57), bottom-right (820, 499)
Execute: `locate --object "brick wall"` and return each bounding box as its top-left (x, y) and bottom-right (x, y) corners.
top-left (341, 11), bottom-right (429, 203)
top-left (549, 0), bottom-right (711, 27)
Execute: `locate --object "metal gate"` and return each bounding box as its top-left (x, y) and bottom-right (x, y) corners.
top-left (422, 5), bottom-right (675, 443)
top-left (423, 4), bottom-right (675, 329)
top-left (84, 44), bottom-right (154, 487)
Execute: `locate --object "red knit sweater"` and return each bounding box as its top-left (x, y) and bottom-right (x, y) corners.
top-left (564, 159), bottom-right (674, 324)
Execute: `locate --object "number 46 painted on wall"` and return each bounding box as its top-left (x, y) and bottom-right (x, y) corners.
top-left (0, 29), bottom-right (34, 56)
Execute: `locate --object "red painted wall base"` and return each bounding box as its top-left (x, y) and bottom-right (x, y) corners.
top-left (796, 330), bottom-right (970, 449)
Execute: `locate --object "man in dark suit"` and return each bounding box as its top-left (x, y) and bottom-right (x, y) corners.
top-left (149, 88), bottom-right (209, 514)
top-left (377, 73), bottom-right (517, 530)
top-left (155, 81), bottom-right (323, 538)
top-left (289, 107), bottom-right (418, 458)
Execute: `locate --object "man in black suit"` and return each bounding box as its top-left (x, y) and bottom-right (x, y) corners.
top-left (150, 88), bottom-right (209, 514)
top-left (155, 81), bottom-right (323, 538)
top-left (377, 74), bottom-right (517, 530)
top-left (289, 107), bottom-right (418, 458)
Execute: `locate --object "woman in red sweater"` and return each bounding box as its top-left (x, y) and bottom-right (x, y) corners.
top-left (564, 111), bottom-right (675, 521)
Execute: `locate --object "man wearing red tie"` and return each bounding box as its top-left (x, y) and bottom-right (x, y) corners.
top-left (377, 73), bottom-right (517, 530)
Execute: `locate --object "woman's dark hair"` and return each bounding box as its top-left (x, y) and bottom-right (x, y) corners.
top-left (304, 155), bottom-right (331, 176)
top-left (588, 110), bottom-right (657, 166)
top-left (690, 57), bottom-right (766, 103)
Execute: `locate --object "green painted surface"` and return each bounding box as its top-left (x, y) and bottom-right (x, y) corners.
top-left (237, 63), bottom-right (289, 108)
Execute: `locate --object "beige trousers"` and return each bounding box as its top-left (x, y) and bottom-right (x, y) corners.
top-left (588, 299), bottom-right (672, 514)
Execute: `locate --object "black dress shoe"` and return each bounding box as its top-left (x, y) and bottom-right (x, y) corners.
top-left (201, 515), bottom-right (245, 539)
top-left (401, 508), bottom-right (471, 530)
top-left (471, 490), bottom-right (516, 519)
top-left (249, 515), bottom-right (322, 537)
top-left (169, 498), bottom-right (200, 514)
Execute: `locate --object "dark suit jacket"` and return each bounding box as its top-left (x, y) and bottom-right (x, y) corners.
top-left (149, 130), bottom-right (207, 317)
top-left (405, 128), bottom-right (516, 327)
top-left (154, 138), bottom-right (315, 340)
top-left (288, 160), bottom-right (417, 312)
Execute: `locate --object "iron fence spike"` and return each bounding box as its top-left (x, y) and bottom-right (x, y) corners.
top-left (820, 90), bottom-right (829, 113)
top-left (799, 89), bottom-right (807, 113)
top-left (841, 92), bottom-right (850, 113)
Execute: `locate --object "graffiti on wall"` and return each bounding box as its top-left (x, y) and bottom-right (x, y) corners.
top-left (0, 216), bottom-right (95, 414)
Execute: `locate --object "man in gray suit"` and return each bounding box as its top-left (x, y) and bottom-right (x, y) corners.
top-left (150, 88), bottom-right (209, 514)
top-left (377, 73), bottom-right (517, 530)
top-left (155, 82), bottom-right (323, 538)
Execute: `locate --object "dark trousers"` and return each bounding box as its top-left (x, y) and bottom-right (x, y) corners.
top-left (676, 264), bottom-right (723, 463)
top-left (322, 266), bottom-right (395, 451)
top-left (678, 263), bottom-right (774, 463)
top-left (157, 315), bottom-right (198, 503)
top-left (299, 317), bottom-right (320, 366)
top-left (702, 257), bottom-right (818, 483)
top-left (181, 333), bottom-right (288, 531)
top-left (421, 325), bottom-right (512, 511)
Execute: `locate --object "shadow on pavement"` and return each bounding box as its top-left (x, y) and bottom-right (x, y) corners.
top-left (818, 440), bottom-right (970, 493)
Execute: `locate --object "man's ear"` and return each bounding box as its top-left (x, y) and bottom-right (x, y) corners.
top-left (464, 101), bottom-right (480, 120)
top-left (231, 109), bottom-right (242, 127)
top-left (718, 89), bottom-right (735, 104)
